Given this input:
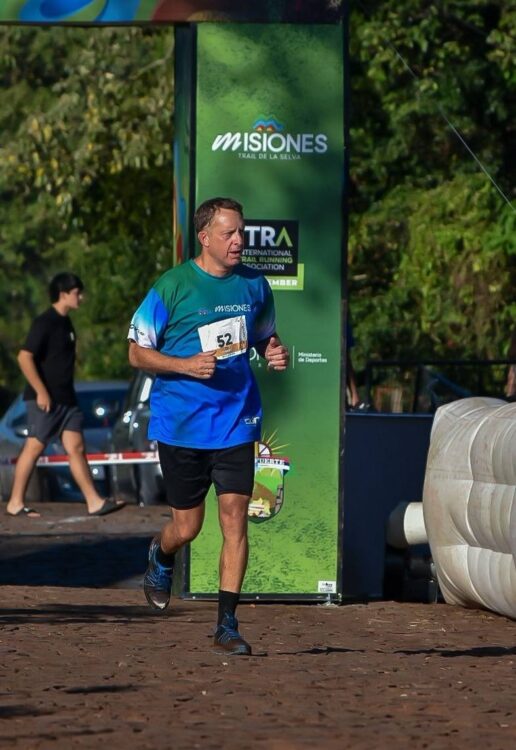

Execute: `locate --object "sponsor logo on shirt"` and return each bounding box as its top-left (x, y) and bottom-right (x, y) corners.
top-left (197, 305), bottom-right (252, 315)
top-left (214, 304), bottom-right (251, 313)
top-left (128, 323), bottom-right (146, 337)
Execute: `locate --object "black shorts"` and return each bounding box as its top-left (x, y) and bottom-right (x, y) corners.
top-left (26, 401), bottom-right (83, 445)
top-left (157, 441), bottom-right (255, 510)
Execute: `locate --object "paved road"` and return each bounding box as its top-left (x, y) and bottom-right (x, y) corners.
top-left (0, 503), bottom-right (167, 589)
top-left (1, 503), bottom-right (515, 749)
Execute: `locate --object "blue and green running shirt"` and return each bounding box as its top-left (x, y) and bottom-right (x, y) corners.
top-left (128, 260), bottom-right (276, 449)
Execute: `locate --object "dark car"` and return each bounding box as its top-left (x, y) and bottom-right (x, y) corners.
top-left (0, 380), bottom-right (128, 503)
top-left (109, 371), bottom-right (164, 506)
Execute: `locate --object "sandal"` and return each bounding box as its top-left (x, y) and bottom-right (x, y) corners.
top-left (6, 506), bottom-right (41, 518)
top-left (88, 498), bottom-right (126, 517)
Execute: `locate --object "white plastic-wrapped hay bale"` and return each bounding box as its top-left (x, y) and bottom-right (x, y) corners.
top-left (422, 397), bottom-right (516, 619)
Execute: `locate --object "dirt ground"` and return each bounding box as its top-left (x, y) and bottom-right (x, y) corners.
top-left (1, 504), bottom-right (515, 750)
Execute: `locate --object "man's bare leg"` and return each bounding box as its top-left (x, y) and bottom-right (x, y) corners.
top-left (213, 493), bottom-right (252, 655)
top-left (161, 503), bottom-right (206, 554)
top-left (6, 437), bottom-right (45, 517)
top-left (61, 429), bottom-right (109, 514)
top-left (217, 493), bottom-right (250, 592)
top-left (144, 504), bottom-right (205, 610)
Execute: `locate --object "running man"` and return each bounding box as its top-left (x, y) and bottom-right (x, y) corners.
top-left (128, 197), bottom-right (289, 655)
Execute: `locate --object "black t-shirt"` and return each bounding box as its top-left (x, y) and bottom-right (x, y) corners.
top-left (22, 307), bottom-right (77, 405)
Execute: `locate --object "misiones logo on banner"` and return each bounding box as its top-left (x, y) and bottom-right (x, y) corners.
top-left (211, 116), bottom-right (328, 161)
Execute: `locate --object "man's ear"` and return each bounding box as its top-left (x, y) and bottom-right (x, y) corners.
top-left (198, 230), bottom-right (209, 248)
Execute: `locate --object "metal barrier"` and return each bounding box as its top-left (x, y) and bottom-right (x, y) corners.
top-left (363, 358), bottom-right (515, 414)
top-left (0, 451), bottom-right (159, 467)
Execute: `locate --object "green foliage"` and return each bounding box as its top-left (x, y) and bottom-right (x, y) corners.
top-left (0, 8), bottom-right (514, 398)
top-left (349, 1), bottom-right (515, 370)
top-left (0, 25), bottom-right (174, 390)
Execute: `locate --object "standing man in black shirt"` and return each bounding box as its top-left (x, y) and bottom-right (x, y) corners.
top-left (6, 272), bottom-right (124, 518)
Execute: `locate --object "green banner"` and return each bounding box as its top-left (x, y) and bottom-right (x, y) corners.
top-left (187, 23), bottom-right (344, 596)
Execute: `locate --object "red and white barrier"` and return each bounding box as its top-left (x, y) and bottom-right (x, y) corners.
top-left (0, 451), bottom-right (160, 467)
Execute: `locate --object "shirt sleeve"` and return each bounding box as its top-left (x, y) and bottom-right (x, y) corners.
top-left (128, 288), bottom-right (169, 350)
top-left (251, 278), bottom-right (276, 346)
top-left (22, 316), bottom-right (49, 358)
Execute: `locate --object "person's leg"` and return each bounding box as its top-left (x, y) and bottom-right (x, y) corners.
top-left (61, 429), bottom-right (109, 514)
top-left (144, 504), bottom-right (205, 610)
top-left (161, 503), bottom-right (206, 554)
top-left (211, 442), bottom-right (255, 655)
top-left (217, 492), bottom-right (250, 594)
top-left (213, 493), bottom-right (252, 655)
top-left (144, 443), bottom-right (211, 610)
top-left (6, 437), bottom-right (45, 516)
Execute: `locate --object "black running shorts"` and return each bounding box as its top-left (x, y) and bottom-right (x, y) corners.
top-left (157, 441), bottom-right (255, 510)
top-left (26, 401), bottom-right (83, 445)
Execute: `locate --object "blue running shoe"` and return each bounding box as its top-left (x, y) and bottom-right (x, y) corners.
top-left (143, 536), bottom-right (173, 611)
top-left (213, 613), bottom-right (252, 655)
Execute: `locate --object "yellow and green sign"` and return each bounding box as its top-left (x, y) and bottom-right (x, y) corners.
top-left (179, 23), bottom-right (345, 597)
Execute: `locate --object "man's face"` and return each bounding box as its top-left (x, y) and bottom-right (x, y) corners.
top-left (198, 208), bottom-right (245, 274)
top-left (61, 288), bottom-right (83, 310)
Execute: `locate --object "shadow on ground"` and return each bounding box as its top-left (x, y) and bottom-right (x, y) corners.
top-left (395, 646), bottom-right (516, 658)
top-left (0, 534), bottom-right (151, 588)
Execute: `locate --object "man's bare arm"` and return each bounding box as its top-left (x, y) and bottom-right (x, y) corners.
top-left (128, 341), bottom-right (217, 380)
top-left (17, 350), bottom-right (51, 411)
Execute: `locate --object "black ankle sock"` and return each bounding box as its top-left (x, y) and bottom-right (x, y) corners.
top-left (156, 545), bottom-right (175, 567)
top-left (218, 590), bottom-right (240, 625)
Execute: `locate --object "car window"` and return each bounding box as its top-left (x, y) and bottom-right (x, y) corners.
top-left (77, 388), bottom-right (127, 429)
top-left (2, 396), bottom-right (25, 424)
top-left (123, 372), bottom-right (154, 410)
top-left (11, 411), bottom-right (29, 436)
top-left (138, 376), bottom-right (153, 404)
top-left (123, 375), bottom-right (140, 411)
top-left (3, 396), bottom-right (25, 428)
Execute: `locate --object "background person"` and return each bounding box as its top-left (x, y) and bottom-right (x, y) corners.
top-left (128, 197), bottom-right (289, 656)
top-left (346, 318), bottom-right (369, 411)
top-left (6, 272), bottom-right (125, 518)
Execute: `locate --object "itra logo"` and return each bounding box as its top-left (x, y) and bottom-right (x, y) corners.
top-left (211, 116), bottom-right (328, 160)
top-left (243, 220), bottom-right (299, 277)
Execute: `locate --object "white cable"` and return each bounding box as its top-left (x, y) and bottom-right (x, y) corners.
top-left (354, 3), bottom-right (515, 213)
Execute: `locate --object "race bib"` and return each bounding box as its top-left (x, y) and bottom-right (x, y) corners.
top-left (198, 315), bottom-right (248, 360)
